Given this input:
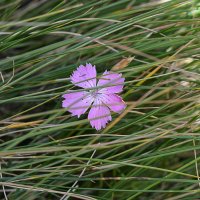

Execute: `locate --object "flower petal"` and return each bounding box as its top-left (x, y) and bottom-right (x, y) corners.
top-left (70, 63), bottom-right (97, 88)
top-left (62, 91), bottom-right (93, 118)
top-left (97, 70), bottom-right (125, 94)
top-left (100, 93), bottom-right (126, 113)
top-left (88, 98), bottom-right (111, 130)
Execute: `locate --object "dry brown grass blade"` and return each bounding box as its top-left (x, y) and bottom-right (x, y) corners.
top-left (111, 57), bottom-right (134, 71)
top-left (0, 121), bottom-right (43, 132)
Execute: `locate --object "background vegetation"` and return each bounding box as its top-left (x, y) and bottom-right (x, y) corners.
top-left (0, 0), bottom-right (200, 199)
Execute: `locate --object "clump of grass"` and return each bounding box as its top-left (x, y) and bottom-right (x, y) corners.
top-left (0, 0), bottom-right (200, 200)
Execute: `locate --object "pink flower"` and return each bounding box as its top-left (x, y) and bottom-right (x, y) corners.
top-left (62, 63), bottom-right (126, 130)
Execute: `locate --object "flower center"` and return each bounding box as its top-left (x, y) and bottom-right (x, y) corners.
top-left (90, 90), bottom-right (99, 98)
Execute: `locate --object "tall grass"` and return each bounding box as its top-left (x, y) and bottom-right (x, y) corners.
top-left (0, 0), bottom-right (200, 199)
